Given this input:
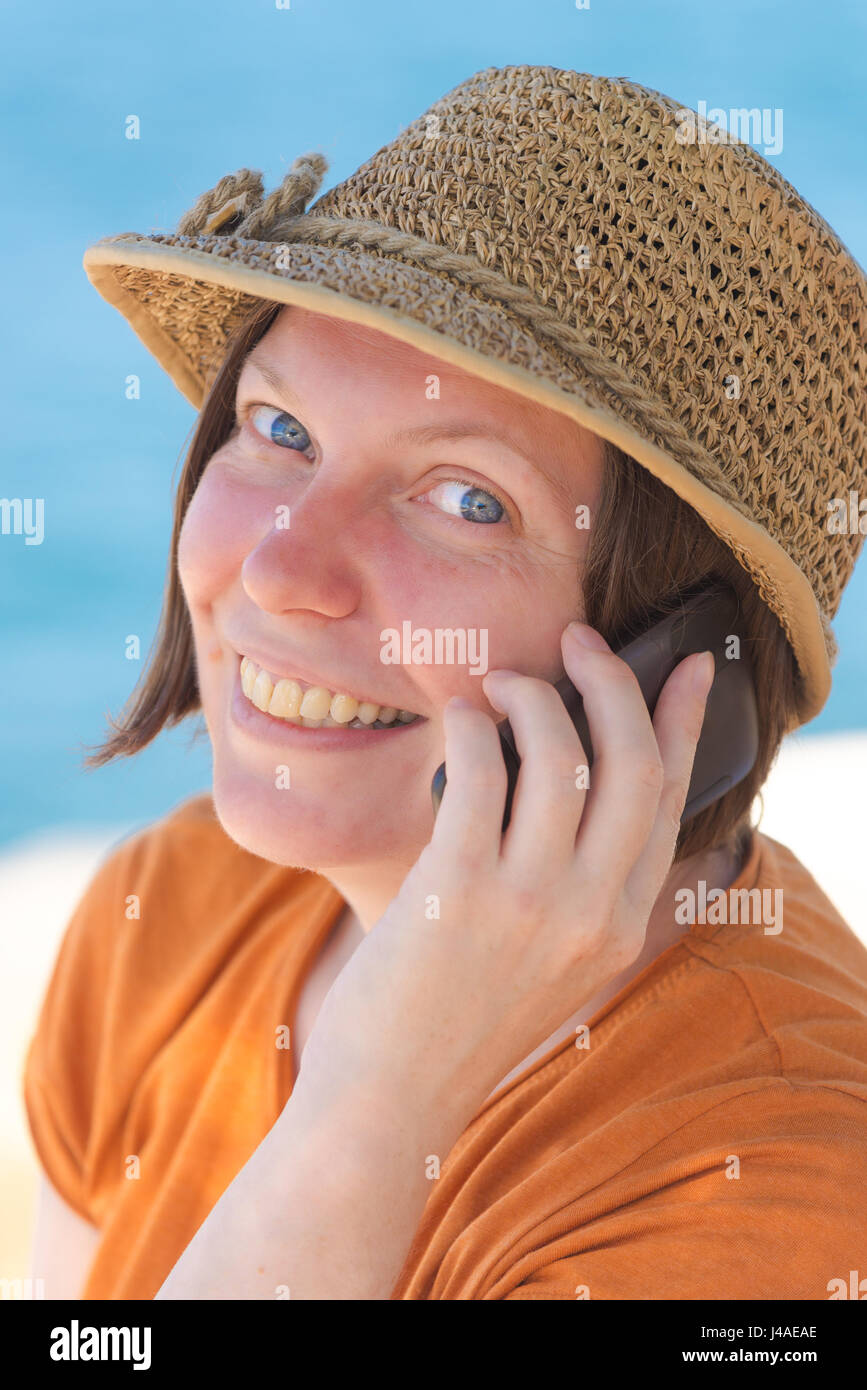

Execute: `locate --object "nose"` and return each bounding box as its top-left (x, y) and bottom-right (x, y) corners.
top-left (240, 476), bottom-right (364, 619)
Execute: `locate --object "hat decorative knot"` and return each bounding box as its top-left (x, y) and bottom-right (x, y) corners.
top-left (175, 154), bottom-right (329, 241)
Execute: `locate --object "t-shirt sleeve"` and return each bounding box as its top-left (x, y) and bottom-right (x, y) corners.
top-left (499, 1087), bottom-right (867, 1301)
top-left (21, 833), bottom-right (135, 1227)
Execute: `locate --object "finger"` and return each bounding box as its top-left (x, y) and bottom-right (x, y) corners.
top-left (564, 623), bottom-right (667, 893)
top-left (622, 649), bottom-right (715, 918)
top-left (482, 667), bottom-right (588, 872)
top-left (430, 697), bottom-right (509, 862)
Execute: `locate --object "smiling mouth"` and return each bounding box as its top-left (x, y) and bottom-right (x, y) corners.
top-left (239, 656), bottom-right (423, 730)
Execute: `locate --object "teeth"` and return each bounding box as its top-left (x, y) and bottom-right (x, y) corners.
top-left (238, 656), bottom-right (420, 729)
top-left (241, 658), bottom-right (257, 699)
top-left (299, 685), bottom-right (333, 720)
top-left (251, 670), bottom-right (273, 712)
top-left (269, 678), bottom-right (303, 719)
top-left (330, 693), bottom-right (359, 723)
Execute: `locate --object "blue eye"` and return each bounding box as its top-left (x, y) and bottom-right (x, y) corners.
top-left (250, 405), bottom-right (313, 454)
top-left (428, 480), bottom-right (505, 524)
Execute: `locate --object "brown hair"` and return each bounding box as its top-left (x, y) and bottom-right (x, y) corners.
top-left (85, 298), bottom-right (803, 861)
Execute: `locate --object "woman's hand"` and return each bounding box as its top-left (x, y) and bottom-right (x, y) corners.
top-left (296, 621), bottom-right (715, 1132)
top-left (156, 622), bottom-right (715, 1301)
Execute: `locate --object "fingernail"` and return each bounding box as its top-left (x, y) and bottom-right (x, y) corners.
top-left (566, 622), bottom-right (610, 651)
top-left (693, 650), bottom-right (715, 697)
top-left (482, 668), bottom-right (521, 684)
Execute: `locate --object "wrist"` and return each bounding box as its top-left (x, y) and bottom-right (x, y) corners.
top-left (286, 1046), bottom-right (475, 1165)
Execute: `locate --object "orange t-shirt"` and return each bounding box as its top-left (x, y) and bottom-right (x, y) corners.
top-left (22, 792), bottom-right (867, 1300)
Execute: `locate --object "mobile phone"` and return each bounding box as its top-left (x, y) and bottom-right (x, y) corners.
top-left (430, 582), bottom-right (759, 833)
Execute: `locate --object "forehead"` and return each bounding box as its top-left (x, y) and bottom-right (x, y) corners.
top-left (241, 304), bottom-right (605, 470)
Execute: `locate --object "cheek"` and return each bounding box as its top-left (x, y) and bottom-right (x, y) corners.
top-left (177, 463), bottom-right (262, 608)
top-left (368, 531), bottom-right (577, 699)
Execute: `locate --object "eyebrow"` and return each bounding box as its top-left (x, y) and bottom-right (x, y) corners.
top-left (241, 351), bottom-right (581, 506)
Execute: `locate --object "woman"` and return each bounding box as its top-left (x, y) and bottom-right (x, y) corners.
top-left (24, 66), bottom-right (867, 1300)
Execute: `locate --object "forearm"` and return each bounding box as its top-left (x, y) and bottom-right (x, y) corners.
top-left (154, 1072), bottom-right (470, 1301)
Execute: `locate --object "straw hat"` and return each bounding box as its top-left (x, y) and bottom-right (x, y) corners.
top-left (82, 65), bottom-right (867, 723)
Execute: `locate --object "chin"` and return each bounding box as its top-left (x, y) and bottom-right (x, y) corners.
top-left (209, 761), bottom-right (424, 870)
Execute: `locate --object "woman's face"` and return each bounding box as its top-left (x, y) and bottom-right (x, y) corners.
top-left (178, 305), bottom-right (604, 870)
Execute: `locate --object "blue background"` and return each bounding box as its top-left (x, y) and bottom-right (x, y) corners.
top-left (2, 0), bottom-right (865, 846)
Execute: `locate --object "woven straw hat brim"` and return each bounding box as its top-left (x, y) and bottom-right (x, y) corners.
top-left (80, 67), bottom-right (867, 726)
top-left (83, 230), bottom-right (832, 721)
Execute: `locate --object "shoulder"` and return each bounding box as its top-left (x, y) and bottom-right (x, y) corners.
top-left (22, 792), bottom-right (326, 1223)
top-left (479, 834), bottom-right (867, 1301)
top-left (45, 791), bottom-right (329, 1016)
top-left (101, 789), bottom-right (265, 896)
top-left (77, 790), bottom-right (311, 944)
top-left (680, 830), bottom-right (867, 1077)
